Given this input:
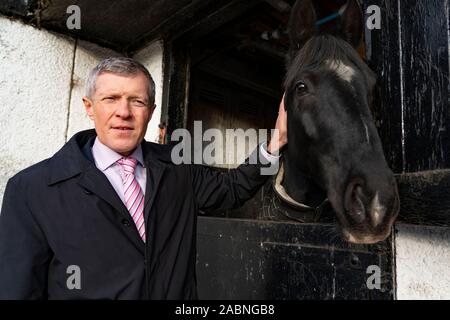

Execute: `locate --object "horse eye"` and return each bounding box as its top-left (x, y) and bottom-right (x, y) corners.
top-left (295, 81), bottom-right (308, 96)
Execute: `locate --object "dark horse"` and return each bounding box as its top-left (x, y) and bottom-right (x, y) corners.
top-left (275, 0), bottom-right (400, 244)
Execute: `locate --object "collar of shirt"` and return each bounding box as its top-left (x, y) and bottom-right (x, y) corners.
top-left (91, 137), bottom-right (145, 171)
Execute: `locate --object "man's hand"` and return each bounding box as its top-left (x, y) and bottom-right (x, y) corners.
top-left (267, 94), bottom-right (288, 154)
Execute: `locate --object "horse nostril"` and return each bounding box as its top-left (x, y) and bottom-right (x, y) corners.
top-left (353, 185), bottom-right (364, 202)
top-left (344, 181), bottom-right (366, 223)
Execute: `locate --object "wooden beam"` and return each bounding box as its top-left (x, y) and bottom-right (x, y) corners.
top-left (399, 0), bottom-right (450, 171)
top-left (396, 169), bottom-right (450, 226)
top-left (0, 0), bottom-right (32, 17)
top-left (364, 0), bottom-right (403, 173)
top-left (128, 0), bottom-right (261, 52)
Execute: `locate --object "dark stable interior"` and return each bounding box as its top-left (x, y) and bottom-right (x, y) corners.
top-left (186, 0), bottom-right (350, 219)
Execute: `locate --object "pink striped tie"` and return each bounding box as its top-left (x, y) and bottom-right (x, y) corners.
top-left (117, 157), bottom-right (146, 242)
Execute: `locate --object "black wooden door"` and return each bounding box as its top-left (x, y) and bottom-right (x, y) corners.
top-left (366, 0), bottom-right (450, 226)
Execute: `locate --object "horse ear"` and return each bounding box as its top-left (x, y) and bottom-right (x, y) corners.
top-left (288, 0), bottom-right (317, 49)
top-left (338, 0), bottom-right (363, 48)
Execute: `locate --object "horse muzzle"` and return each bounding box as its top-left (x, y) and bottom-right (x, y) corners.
top-left (338, 175), bottom-right (400, 244)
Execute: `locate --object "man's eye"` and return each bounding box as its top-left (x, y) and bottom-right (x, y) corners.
top-left (103, 97), bottom-right (115, 102)
top-left (131, 100), bottom-right (146, 107)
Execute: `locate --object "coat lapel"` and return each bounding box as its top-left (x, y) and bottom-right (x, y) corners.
top-left (77, 166), bottom-right (128, 219)
top-left (77, 166), bottom-right (146, 254)
top-left (144, 160), bottom-right (166, 222)
top-left (141, 142), bottom-right (168, 248)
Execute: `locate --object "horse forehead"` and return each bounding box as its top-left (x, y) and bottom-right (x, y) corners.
top-left (326, 60), bottom-right (355, 83)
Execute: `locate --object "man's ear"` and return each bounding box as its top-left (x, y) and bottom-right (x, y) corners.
top-left (148, 104), bottom-right (156, 123)
top-left (82, 96), bottom-right (95, 120)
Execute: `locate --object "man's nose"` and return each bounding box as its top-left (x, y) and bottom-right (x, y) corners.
top-left (115, 98), bottom-right (132, 118)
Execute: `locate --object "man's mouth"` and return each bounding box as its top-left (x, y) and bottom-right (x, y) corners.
top-left (112, 126), bottom-right (133, 131)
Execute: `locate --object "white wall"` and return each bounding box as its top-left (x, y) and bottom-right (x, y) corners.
top-left (134, 40), bottom-right (164, 144)
top-left (0, 16), bottom-right (75, 204)
top-left (395, 224), bottom-right (450, 299)
top-left (0, 16), bottom-right (164, 204)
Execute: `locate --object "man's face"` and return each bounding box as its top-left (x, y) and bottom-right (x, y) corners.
top-left (83, 72), bottom-right (155, 156)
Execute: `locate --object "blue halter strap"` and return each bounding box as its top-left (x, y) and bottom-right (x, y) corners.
top-left (315, 2), bottom-right (348, 26)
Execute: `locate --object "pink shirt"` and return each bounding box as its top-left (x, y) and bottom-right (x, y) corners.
top-left (91, 137), bottom-right (146, 205)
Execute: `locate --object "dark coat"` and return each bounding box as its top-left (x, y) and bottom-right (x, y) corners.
top-left (0, 129), bottom-right (272, 300)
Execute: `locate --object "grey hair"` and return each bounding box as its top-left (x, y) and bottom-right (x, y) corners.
top-left (85, 57), bottom-right (156, 106)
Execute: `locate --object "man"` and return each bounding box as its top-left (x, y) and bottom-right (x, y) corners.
top-left (0, 57), bottom-right (287, 299)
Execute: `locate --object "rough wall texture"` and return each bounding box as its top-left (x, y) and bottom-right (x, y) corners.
top-left (0, 16), bottom-right (75, 204)
top-left (395, 224), bottom-right (450, 299)
top-left (133, 40), bottom-right (164, 144)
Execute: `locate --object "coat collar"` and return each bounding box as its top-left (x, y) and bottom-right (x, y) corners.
top-left (47, 129), bottom-right (96, 185)
top-left (47, 129), bottom-right (173, 186)
top-left (91, 137), bottom-right (145, 171)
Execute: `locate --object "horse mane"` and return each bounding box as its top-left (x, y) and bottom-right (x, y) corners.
top-left (284, 34), bottom-right (376, 90)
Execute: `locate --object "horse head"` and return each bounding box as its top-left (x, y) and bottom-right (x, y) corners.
top-left (277, 0), bottom-right (400, 244)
